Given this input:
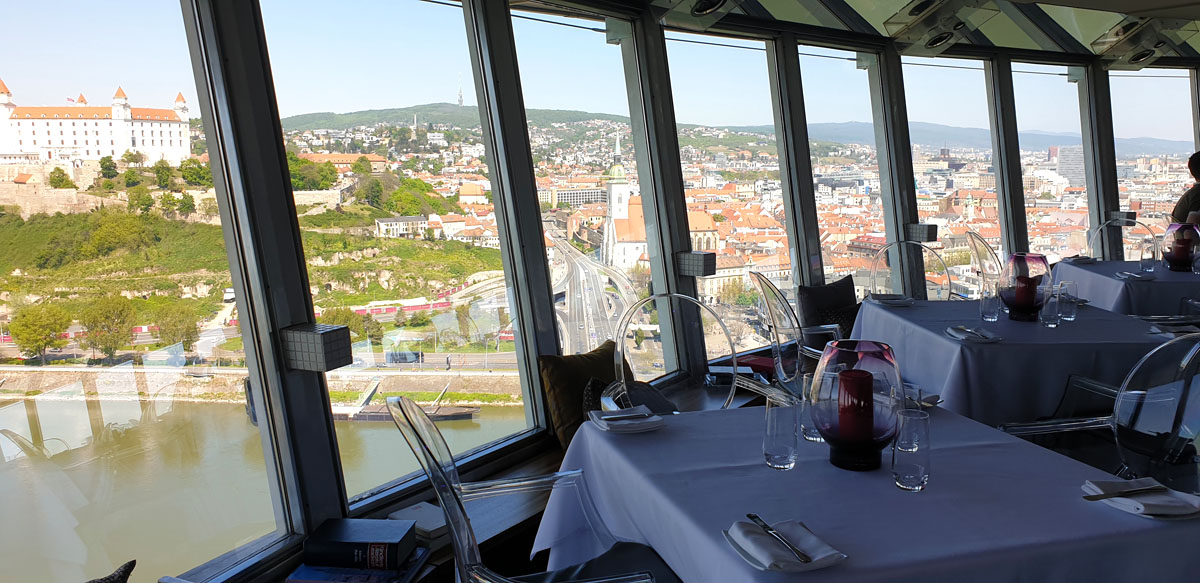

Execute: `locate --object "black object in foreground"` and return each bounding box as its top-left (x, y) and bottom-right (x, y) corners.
top-left (304, 518), bottom-right (417, 570)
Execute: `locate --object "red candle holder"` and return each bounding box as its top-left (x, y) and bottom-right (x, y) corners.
top-left (998, 253), bottom-right (1050, 322)
top-left (1163, 223), bottom-right (1200, 272)
top-left (808, 340), bottom-right (902, 471)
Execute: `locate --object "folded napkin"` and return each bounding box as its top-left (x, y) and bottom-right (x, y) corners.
top-left (1063, 255), bottom-right (1097, 265)
top-left (869, 294), bottom-right (915, 307)
top-left (944, 326), bottom-right (1002, 343)
top-left (727, 519), bottom-right (846, 572)
top-left (1082, 478), bottom-right (1200, 517)
top-left (1150, 324), bottom-right (1200, 336)
top-left (1115, 271), bottom-right (1156, 281)
top-left (588, 405), bottom-right (664, 433)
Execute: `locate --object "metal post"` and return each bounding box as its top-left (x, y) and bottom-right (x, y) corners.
top-left (1077, 62), bottom-right (1122, 259)
top-left (985, 54), bottom-right (1030, 256)
top-left (767, 33), bottom-right (824, 287)
top-left (1191, 68), bottom-right (1200, 153)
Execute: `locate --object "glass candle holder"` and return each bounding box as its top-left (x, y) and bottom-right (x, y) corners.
top-left (998, 253), bottom-right (1051, 322)
top-left (808, 340), bottom-right (902, 471)
top-left (1162, 223), bottom-right (1200, 272)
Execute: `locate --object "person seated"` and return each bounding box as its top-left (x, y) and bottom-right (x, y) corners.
top-left (1170, 151), bottom-right (1200, 224)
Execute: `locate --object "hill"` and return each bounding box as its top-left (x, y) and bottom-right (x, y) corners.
top-left (282, 103), bottom-right (628, 132)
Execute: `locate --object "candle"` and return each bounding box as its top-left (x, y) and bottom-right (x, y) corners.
top-left (838, 369), bottom-right (874, 443)
top-left (1171, 238), bottom-right (1192, 269)
top-left (1014, 275), bottom-right (1040, 310)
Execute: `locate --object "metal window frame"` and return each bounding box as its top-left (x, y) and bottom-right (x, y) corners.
top-left (1077, 61), bottom-right (1122, 259)
top-left (985, 53), bottom-right (1029, 256)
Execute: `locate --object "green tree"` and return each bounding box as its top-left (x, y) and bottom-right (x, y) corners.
top-left (123, 168), bottom-right (142, 187)
top-left (121, 149), bottom-right (145, 168)
top-left (286, 152), bottom-right (338, 190)
top-left (384, 177), bottom-right (460, 216)
top-left (455, 304), bottom-right (472, 341)
top-left (360, 178), bottom-right (383, 207)
top-left (99, 156), bottom-right (119, 179)
top-left (199, 198), bottom-right (219, 218)
top-left (556, 201), bottom-right (570, 209)
top-left (101, 179), bottom-right (116, 191)
top-left (407, 311), bottom-right (432, 327)
top-left (718, 281), bottom-right (741, 305)
top-left (363, 315), bottom-right (384, 346)
top-left (180, 158), bottom-right (213, 187)
top-left (351, 156), bottom-right (372, 176)
top-left (318, 307), bottom-right (365, 337)
top-left (712, 214), bottom-right (727, 222)
top-left (47, 167), bottom-right (77, 189)
top-left (155, 304), bottom-right (200, 351)
top-left (393, 310), bottom-right (408, 328)
top-left (634, 328), bottom-right (645, 349)
top-left (736, 290), bottom-right (760, 307)
top-left (10, 304), bottom-right (71, 364)
top-left (153, 159), bottom-right (173, 189)
top-left (80, 297), bottom-right (135, 360)
top-left (127, 185), bottom-right (155, 214)
top-left (540, 202), bottom-right (552, 212)
top-left (177, 192), bottom-right (196, 216)
top-left (159, 191), bottom-right (180, 215)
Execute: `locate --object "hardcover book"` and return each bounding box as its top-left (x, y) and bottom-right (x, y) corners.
top-left (286, 547), bottom-right (429, 583)
top-left (303, 518), bottom-right (417, 571)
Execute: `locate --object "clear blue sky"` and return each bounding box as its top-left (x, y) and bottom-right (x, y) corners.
top-left (1, 0), bottom-right (1192, 142)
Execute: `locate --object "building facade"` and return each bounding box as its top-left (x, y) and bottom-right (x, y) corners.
top-left (0, 78), bottom-right (190, 165)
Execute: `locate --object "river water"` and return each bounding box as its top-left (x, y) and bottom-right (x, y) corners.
top-left (0, 399), bottom-right (528, 583)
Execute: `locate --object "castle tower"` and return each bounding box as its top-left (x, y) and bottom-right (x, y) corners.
top-left (74, 93), bottom-right (87, 106)
top-left (173, 92), bottom-right (189, 122)
top-left (112, 86), bottom-right (131, 121)
top-left (0, 77), bottom-right (13, 108)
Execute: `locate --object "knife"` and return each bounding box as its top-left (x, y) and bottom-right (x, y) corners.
top-left (746, 513), bottom-right (811, 563)
top-left (1083, 485), bottom-right (1167, 501)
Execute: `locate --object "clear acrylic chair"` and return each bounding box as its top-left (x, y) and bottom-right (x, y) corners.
top-left (966, 230), bottom-right (1003, 298)
top-left (1085, 218), bottom-right (1157, 265)
top-left (748, 272), bottom-right (813, 402)
top-left (1001, 333), bottom-right (1200, 494)
top-left (386, 396), bottom-right (676, 583)
top-left (868, 241), bottom-right (955, 300)
top-left (604, 293), bottom-right (770, 411)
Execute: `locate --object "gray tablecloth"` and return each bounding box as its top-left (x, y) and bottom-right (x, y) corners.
top-left (1054, 260), bottom-right (1200, 316)
top-left (850, 300), bottom-right (1163, 426)
top-left (533, 407), bottom-right (1200, 583)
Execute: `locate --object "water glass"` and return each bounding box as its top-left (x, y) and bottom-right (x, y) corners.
top-left (798, 373), bottom-right (824, 443)
top-left (1141, 240), bottom-right (1157, 272)
top-left (1039, 285), bottom-right (1061, 328)
top-left (892, 409), bottom-right (931, 492)
top-left (978, 280), bottom-right (999, 322)
top-left (1058, 281), bottom-right (1078, 322)
top-left (763, 394), bottom-right (800, 470)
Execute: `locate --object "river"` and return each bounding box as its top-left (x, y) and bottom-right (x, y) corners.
top-left (0, 399), bottom-right (528, 582)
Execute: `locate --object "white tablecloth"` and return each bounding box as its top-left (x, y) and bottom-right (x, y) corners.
top-left (1054, 260), bottom-right (1200, 316)
top-left (850, 300), bottom-right (1163, 426)
top-left (533, 407), bottom-right (1200, 583)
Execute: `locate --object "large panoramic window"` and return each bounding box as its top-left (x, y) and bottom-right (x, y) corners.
top-left (260, 0), bottom-right (531, 502)
top-left (1012, 63), bottom-right (1091, 261)
top-left (511, 10), bottom-right (654, 356)
top-left (665, 31), bottom-right (788, 352)
top-left (799, 45), bottom-right (889, 299)
top-left (902, 56), bottom-right (999, 299)
top-left (1110, 68), bottom-right (1197, 231)
top-left (0, 2), bottom-right (284, 581)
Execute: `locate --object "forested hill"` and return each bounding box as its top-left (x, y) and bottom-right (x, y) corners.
top-left (282, 103), bottom-right (629, 132)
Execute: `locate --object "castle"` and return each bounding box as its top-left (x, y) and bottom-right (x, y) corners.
top-left (0, 77), bottom-right (190, 166)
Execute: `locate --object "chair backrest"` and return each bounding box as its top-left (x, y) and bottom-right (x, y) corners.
top-left (386, 396), bottom-right (481, 579)
top-left (795, 275), bottom-right (858, 332)
top-left (749, 272), bottom-right (802, 390)
top-left (868, 241), bottom-right (954, 300)
top-left (1111, 333), bottom-right (1200, 493)
top-left (605, 293), bottom-right (740, 411)
top-left (966, 230), bottom-right (1003, 286)
top-left (1086, 218), bottom-right (1157, 262)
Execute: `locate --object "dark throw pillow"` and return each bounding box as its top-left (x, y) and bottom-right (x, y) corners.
top-left (539, 341), bottom-right (633, 449)
top-left (85, 560), bottom-right (136, 583)
top-left (815, 302), bottom-right (861, 339)
top-left (796, 275), bottom-right (857, 329)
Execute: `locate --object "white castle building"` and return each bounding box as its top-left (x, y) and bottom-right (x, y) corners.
top-left (0, 77), bottom-right (190, 165)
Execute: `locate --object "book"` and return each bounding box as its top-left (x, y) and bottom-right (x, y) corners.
top-left (304, 518), bottom-right (417, 571)
top-left (387, 501), bottom-right (448, 542)
top-left (286, 547), bottom-right (430, 583)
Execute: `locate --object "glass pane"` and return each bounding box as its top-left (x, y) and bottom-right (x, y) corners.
top-left (1111, 68), bottom-right (1197, 229)
top-left (1012, 63), bottom-right (1090, 261)
top-left (902, 56), bottom-right (999, 298)
top-left (260, 0), bottom-right (532, 501)
top-left (1039, 4), bottom-right (1124, 52)
top-left (666, 31), bottom-right (789, 352)
top-left (0, 3), bottom-right (285, 581)
top-left (798, 46), bottom-right (889, 301)
top-left (510, 11), bottom-right (654, 355)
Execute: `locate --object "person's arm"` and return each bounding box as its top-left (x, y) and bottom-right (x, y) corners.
top-left (1172, 189), bottom-right (1194, 223)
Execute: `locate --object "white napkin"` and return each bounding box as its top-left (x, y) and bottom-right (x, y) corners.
top-left (588, 405), bottom-right (664, 433)
top-left (1081, 478), bottom-right (1200, 517)
top-left (727, 519), bottom-right (846, 572)
top-left (943, 326), bottom-right (1002, 343)
top-left (1115, 271), bottom-right (1156, 281)
top-left (1064, 256), bottom-right (1097, 265)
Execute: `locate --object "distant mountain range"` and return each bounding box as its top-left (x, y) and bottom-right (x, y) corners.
top-left (281, 103), bottom-right (1194, 158)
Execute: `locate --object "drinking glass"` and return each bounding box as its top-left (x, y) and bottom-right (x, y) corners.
top-left (892, 409), bottom-right (931, 492)
top-left (1058, 281), bottom-right (1078, 322)
top-left (978, 279), bottom-right (999, 322)
top-left (1039, 285), bottom-right (1061, 328)
top-left (1141, 239), bottom-right (1157, 273)
top-left (763, 394), bottom-right (800, 470)
top-left (798, 373), bottom-right (824, 443)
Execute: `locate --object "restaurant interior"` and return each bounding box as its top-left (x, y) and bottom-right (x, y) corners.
top-left (7, 0), bottom-right (1200, 582)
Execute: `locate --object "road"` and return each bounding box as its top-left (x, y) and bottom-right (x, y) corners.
top-left (550, 235), bottom-right (637, 354)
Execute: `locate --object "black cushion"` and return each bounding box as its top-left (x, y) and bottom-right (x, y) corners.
top-left (814, 303), bottom-right (861, 339)
top-left (514, 542), bottom-right (681, 583)
top-left (796, 275), bottom-right (858, 329)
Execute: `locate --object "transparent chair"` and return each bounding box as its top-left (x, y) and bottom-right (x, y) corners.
top-left (386, 396), bottom-right (676, 583)
top-left (868, 241), bottom-right (955, 300)
top-left (966, 230), bottom-right (1003, 298)
top-left (1001, 333), bottom-right (1200, 494)
top-left (604, 293), bottom-right (771, 411)
top-left (748, 272), bottom-right (813, 402)
top-left (1085, 218), bottom-right (1157, 266)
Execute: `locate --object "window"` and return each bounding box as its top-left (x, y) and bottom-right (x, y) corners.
top-left (260, 0), bottom-right (533, 502)
top-left (798, 45), bottom-right (890, 299)
top-left (666, 31), bottom-right (789, 350)
top-left (1110, 68), bottom-right (1197, 230)
top-left (0, 2), bottom-right (285, 581)
top-left (509, 9), bottom-right (656, 355)
top-left (902, 56), bottom-right (999, 299)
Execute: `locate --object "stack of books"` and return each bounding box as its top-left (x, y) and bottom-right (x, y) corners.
top-left (286, 518), bottom-right (429, 583)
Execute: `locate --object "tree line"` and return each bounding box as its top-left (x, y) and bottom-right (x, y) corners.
top-left (8, 298), bottom-right (201, 365)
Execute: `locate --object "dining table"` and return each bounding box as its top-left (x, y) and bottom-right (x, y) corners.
top-left (532, 406), bottom-right (1200, 582)
top-left (849, 299), bottom-right (1164, 426)
top-left (1053, 259), bottom-right (1200, 316)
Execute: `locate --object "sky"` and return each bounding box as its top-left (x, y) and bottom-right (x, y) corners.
top-left (1, 0), bottom-right (1194, 142)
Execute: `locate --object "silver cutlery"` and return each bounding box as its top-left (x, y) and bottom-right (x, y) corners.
top-left (1082, 485), bottom-right (1167, 501)
top-left (953, 325), bottom-right (988, 340)
top-left (599, 411), bottom-right (652, 422)
top-left (746, 513), bottom-right (811, 563)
